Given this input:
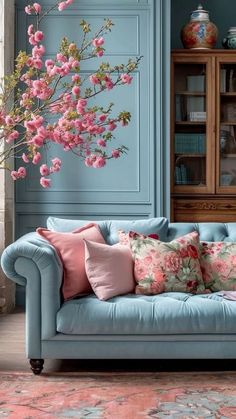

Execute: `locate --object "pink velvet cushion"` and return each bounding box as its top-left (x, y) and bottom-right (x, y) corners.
top-left (129, 231), bottom-right (205, 295)
top-left (200, 241), bottom-right (236, 291)
top-left (84, 239), bottom-right (135, 300)
top-left (36, 223), bottom-right (105, 300)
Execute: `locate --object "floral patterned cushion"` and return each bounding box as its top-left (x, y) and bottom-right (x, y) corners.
top-left (129, 231), bottom-right (205, 295)
top-left (118, 230), bottom-right (159, 246)
top-left (200, 241), bottom-right (236, 291)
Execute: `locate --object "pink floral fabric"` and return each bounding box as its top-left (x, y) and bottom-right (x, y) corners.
top-left (129, 231), bottom-right (205, 295)
top-left (200, 241), bottom-right (236, 291)
top-left (118, 230), bottom-right (159, 246)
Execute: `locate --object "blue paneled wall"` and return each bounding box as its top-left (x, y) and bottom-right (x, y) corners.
top-left (15, 0), bottom-right (170, 238)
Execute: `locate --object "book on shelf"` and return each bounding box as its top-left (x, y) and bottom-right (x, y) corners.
top-left (187, 96), bottom-right (205, 118)
top-left (220, 69), bottom-right (227, 93)
top-left (229, 69), bottom-right (234, 92)
top-left (174, 133), bottom-right (206, 153)
top-left (175, 164), bottom-right (188, 184)
top-left (175, 94), bottom-right (182, 121)
top-left (180, 164), bottom-right (187, 183)
top-left (188, 111), bottom-right (206, 121)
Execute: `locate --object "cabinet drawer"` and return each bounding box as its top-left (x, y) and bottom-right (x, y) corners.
top-left (173, 199), bottom-right (236, 222)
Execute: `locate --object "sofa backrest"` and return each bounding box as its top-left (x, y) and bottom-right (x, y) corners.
top-left (47, 217), bottom-right (236, 244)
top-left (47, 217), bottom-right (169, 245)
top-left (167, 222), bottom-right (236, 243)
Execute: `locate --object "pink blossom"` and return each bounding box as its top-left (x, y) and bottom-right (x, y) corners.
top-left (33, 3), bottom-right (42, 14)
top-left (56, 53), bottom-right (67, 63)
top-left (105, 79), bottom-right (114, 90)
top-left (92, 37), bottom-right (104, 47)
top-left (6, 130), bottom-right (19, 143)
top-left (71, 59), bottom-right (79, 69)
top-left (112, 149), bottom-right (120, 159)
top-left (58, 2), bottom-right (67, 11)
top-left (72, 74), bottom-right (80, 83)
top-left (33, 59), bottom-right (43, 69)
top-left (29, 35), bottom-right (38, 46)
top-left (5, 115), bottom-right (14, 125)
top-left (97, 139), bottom-right (106, 147)
top-left (45, 59), bottom-right (54, 69)
top-left (121, 73), bottom-right (133, 84)
top-left (32, 45), bottom-right (45, 58)
top-left (25, 6), bottom-right (32, 14)
top-left (17, 167), bottom-right (27, 178)
top-left (50, 157), bottom-right (62, 172)
top-left (40, 164), bottom-right (50, 176)
top-left (99, 114), bottom-right (107, 123)
top-left (97, 126), bottom-right (105, 134)
top-left (34, 31), bottom-right (44, 42)
top-left (11, 171), bottom-right (19, 181)
top-left (89, 74), bottom-right (100, 85)
top-left (40, 177), bottom-right (51, 188)
top-left (72, 86), bottom-right (80, 96)
top-left (93, 156), bottom-right (106, 168)
top-left (30, 134), bottom-right (44, 147)
top-left (32, 152), bottom-right (42, 165)
top-left (108, 122), bottom-right (117, 131)
top-left (22, 153), bottom-right (29, 163)
top-left (96, 49), bottom-right (104, 57)
top-left (60, 63), bottom-right (71, 76)
top-left (27, 24), bottom-right (34, 36)
top-left (85, 157), bottom-right (93, 167)
top-left (77, 99), bottom-right (87, 108)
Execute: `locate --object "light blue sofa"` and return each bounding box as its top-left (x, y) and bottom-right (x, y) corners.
top-left (2, 217), bottom-right (236, 375)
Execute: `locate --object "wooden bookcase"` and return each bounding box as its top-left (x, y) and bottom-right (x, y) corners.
top-left (171, 50), bottom-right (236, 222)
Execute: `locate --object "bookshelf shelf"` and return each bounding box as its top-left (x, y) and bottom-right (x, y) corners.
top-left (175, 121), bottom-right (206, 125)
top-left (220, 121), bottom-right (236, 125)
top-left (220, 92), bottom-right (236, 96)
top-left (175, 91), bottom-right (206, 96)
top-left (175, 153), bottom-right (205, 158)
top-left (222, 154), bottom-right (236, 158)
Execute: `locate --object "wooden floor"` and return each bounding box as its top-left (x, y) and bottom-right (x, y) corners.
top-left (0, 307), bottom-right (236, 374)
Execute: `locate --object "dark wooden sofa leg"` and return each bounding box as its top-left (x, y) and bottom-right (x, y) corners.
top-left (30, 359), bottom-right (44, 375)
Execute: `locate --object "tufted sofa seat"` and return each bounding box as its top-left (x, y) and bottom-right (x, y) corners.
top-left (57, 293), bottom-right (236, 335)
top-left (2, 217), bottom-right (236, 374)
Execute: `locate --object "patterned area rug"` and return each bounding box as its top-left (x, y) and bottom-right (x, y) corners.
top-left (1, 371), bottom-right (236, 418)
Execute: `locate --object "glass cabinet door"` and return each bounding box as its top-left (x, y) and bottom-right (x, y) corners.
top-left (217, 57), bottom-right (236, 192)
top-left (171, 56), bottom-right (214, 194)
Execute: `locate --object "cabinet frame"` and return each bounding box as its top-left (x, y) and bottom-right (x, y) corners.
top-left (171, 52), bottom-right (215, 195)
top-left (171, 50), bottom-right (236, 222)
top-left (216, 54), bottom-right (236, 194)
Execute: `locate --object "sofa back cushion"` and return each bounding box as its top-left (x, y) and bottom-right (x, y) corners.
top-left (47, 216), bottom-right (169, 245)
top-left (37, 223), bottom-right (105, 300)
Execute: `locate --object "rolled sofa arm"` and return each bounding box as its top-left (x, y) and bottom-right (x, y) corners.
top-left (1, 232), bottom-right (63, 356)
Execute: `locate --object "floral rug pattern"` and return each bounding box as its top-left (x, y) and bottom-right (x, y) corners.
top-left (1, 371), bottom-right (236, 418)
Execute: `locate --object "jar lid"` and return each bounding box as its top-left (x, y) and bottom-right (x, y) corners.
top-left (228, 27), bottom-right (236, 34)
top-left (190, 4), bottom-right (209, 22)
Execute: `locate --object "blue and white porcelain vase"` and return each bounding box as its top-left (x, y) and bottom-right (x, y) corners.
top-left (222, 27), bottom-right (236, 49)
